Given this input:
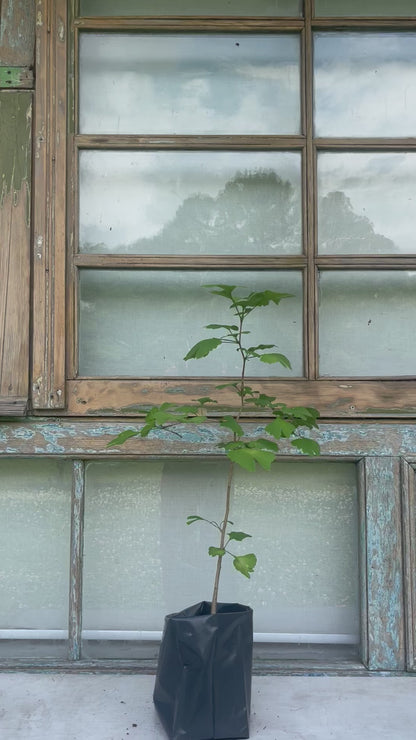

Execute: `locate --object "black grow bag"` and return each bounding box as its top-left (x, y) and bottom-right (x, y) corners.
top-left (153, 601), bottom-right (253, 740)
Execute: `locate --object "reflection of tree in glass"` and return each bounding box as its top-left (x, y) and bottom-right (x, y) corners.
top-left (319, 191), bottom-right (398, 254)
top-left (129, 169), bottom-right (301, 255)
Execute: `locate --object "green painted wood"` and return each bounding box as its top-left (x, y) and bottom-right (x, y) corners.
top-left (365, 456), bottom-right (405, 671)
top-left (0, 66), bottom-right (33, 88)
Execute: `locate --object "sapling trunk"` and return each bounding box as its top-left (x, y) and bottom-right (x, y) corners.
top-left (211, 460), bottom-right (235, 615)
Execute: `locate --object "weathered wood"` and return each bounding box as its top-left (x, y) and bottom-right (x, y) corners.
top-left (0, 66), bottom-right (33, 89)
top-left (0, 0), bottom-right (35, 67)
top-left (74, 17), bottom-right (305, 30)
top-left (74, 254), bottom-right (306, 269)
top-left (75, 134), bottom-right (306, 149)
top-left (63, 378), bottom-right (416, 418)
top-left (0, 420), bottom-right (415, 457)
top-left (357, 459), bottom-right (369, 667)
top-left (68, 461), bottom-right (85, 661)
top-left (402, 459), bottom-right (415, 671)
top-left (32, 0), bottom-right (67, 409)
top-left (364, 456), bottom-right (405, 671)
top-left (0, 90), bottom-right (31, 415)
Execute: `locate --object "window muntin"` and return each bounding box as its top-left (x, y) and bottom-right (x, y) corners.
top-left (317, 152), bottom-right (416, 255)
top-left (79, 150), bottom-right (302, 256)
top-left (79, 33), bottom-right (301, 135)
top-left (82, 459), bottom-right (360, 659)
top-left (319, 271), bottom-right (416, 377)
top-left (78, 270), bottom-right (303, 377)
top-left (79, 0), bottom-right (303, 18)
top-left (314, 33), bottom-right (416, 137)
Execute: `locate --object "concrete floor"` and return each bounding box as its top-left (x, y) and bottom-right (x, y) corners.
top-left (0, 674), bottom-right (415, 739)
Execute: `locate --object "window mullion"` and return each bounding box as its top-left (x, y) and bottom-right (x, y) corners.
top-left (68, 460), bottom-right (85, 661)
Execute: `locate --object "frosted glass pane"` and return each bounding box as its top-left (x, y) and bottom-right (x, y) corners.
top-left (79, 34), bottom-right (301, 134)
top-left (0, 460), bottom-right (71, 657)
top-left (78, 270), bottom-right (303, 377)
top-left (314, 33), bottom-right (416, 137)
top-left (319, 271), bottom-right (416, 376)
top-left (79, 151), bottom-right (302, 256)
top-left (318, 153), bottom-right (416, 255)
top-left (80, 0), bottom-right (302, 15)
top-left (82, 460), bottom-right (359, 644)
top-left (315, 0), bottom-right (416, 16)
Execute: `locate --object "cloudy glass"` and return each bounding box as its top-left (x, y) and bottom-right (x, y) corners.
top-left (318, 152), bottom-right (416, 255)
top-left (0, 460), bottom-right (71, 658)
top-left (315, 0), bottom-right (416, 15)
top-left (314, 33), bottom-right (416, 137)
top-left (79, 33), bottom-right (301, 135)
top-left (79, 151), bottom-right (302, 256)
top-left (82, 460), bottom-right (359, 657)
top-left (319, 271), bottom-right (416, 376)
top-left (80, 0), bottom-right (302, 15)
top-left (78, 270), bottom-right (303, 377)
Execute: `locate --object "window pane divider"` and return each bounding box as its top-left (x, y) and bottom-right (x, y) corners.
top-left (314, 139), bottom-right (416, 150)
top-left (74, 255), bottom-right (307, 269)
top-left (312, 19), bottom-right (416, 29)
top-left (73, 18), bottom-right (305, 31)
top-left (316, 257), bottom-right (416, 268)
top-left (75, 135), bottom-right (306, 150)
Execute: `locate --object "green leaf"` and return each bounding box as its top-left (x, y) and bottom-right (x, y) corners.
top-left (228, 531), bottom-right (252, 542)
top-left (205, 324), bottom-right (238, 331)
top-left (220, 416), bottom-right (244, 437)
top-left (208, 547), bottom-right (226, 557)
top-left (259, 352), bottom-right (292, 368)
top-left (215, 382), bottom-right (240, 390)
top-left (195, 397), bottom-right (218, 405)
top-left (226, 446), bottom-right (275, 472)
top-left (233, 553), bottom-right (257, 578)
top-left (247, 438), bottom-right (279, 453)
top-left (106, 430), bottom-right (138, 448)
top-left (252, 393), bottom-right (277, 408)
top-left (184, 337), bottom-right (222, 360)
top-left (265, 418), bottom-right (296, 440)
top-left (291, 438), bottom-right (321, 456)
top-left (245, 290), bottom-right (293, 308)
top-left (186, 515), bottom-right (205, 525)
top-left (203, 284), bottom-right (236, 300)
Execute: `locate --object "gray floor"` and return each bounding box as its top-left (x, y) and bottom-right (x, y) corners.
top-left (0, 674), bottom-right (415, 739)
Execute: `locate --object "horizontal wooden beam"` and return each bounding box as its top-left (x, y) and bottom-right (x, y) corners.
top-left (60, 379), bottom-right (416, 419)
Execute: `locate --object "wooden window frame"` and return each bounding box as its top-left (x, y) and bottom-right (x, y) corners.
top-left (0, 417), bottom-right (411, 673)
top-left (32, 0), bottom-right (416, 418)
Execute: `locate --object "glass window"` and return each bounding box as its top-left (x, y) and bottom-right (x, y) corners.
top-left (0, 460), bottom-right (72, 658)
top-left (318, 152), bottom-right (416, 255)
top-left (79, 150), bottom-right (302, 256)
top-left (319, 271), bottom-right (416, 377)
top-left (79, 33), bottom-right (301, 135)
top-left (82, 460), bottom-right (360, 659)
top-left (78, 270), bottom-right (303, 377)
top-left (80, 0), bottom-right (302, 17)
top-left (315, 0), bottom-right (416, 17)
top-left (314, 33), bottom-right (416, 137)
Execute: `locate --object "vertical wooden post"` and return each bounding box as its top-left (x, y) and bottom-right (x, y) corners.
top-left (32, 0), bottom-right (67, 409)
top-left (68, 459), bottom-right (85, 661)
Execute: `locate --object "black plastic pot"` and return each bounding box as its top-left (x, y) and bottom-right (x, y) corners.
top-left (153, 601), bottom-right (253, 740)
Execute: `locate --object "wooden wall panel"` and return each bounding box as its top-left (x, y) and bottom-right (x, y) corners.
top-left (0, 0), bottom-right (35, 67)
top-left (0, 90), bottom-right (32, 415)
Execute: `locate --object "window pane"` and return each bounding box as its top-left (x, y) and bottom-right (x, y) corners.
top-left (79, 33), bottom-right (301, 135)
top-left (314, 33), bottom-right (416, 137)
top-left (319, 271), bottom-right (416, 377)
top-left (82, 460), bottom-right (359, 659)
top-left (318, 152), bottom-right (416, 255)
top-left (78, 270), bottom-right (303, 377)
top-left (80, 0), bottom-right (302, 15)
top-left (0, 460), bottom-right (71, 658)
top-left (315, 0), bottom-right (416, 16)
top-left (80, 151), bottom-right (302, 256)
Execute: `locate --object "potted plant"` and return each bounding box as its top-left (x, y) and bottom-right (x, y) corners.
top-left (109, 284), bottom-right (320, 740)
